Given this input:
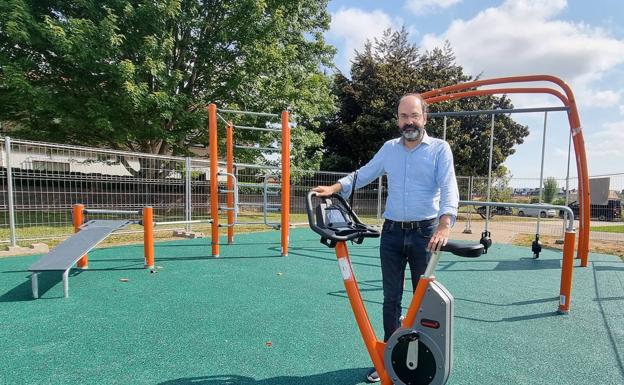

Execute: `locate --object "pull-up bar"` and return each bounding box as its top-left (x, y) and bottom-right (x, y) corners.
top-left (217, 108), bottom-right (280, 118)
top-left (233, 125), bottom-right (282, 132)
top-left (427, 106), bottom-right (569, 117)
top-left (234, 144), bottom-right (280, 152)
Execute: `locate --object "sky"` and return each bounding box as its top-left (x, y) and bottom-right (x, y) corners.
top-left (324, 0), bottom-right (624, 189)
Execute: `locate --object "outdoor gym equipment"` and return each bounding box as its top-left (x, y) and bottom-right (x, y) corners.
top-left (306, 191), bottom-right (484, 385)
top-left (28, 205), bottom-right (150, 298)
top-left (28, 204), bottom-right (211, 298)
top-left (207, 104), bottom-right (291, 257)
top-left (422, 75), bottom-right (590, 267)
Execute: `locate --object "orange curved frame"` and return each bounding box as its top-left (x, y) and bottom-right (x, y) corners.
top-left (422, 75), bottom-right (590, 268)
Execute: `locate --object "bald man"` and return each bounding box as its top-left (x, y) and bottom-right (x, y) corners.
top-left (313, 93), bottom-right (459, 383)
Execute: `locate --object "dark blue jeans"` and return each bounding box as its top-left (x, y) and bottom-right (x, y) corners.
top-left (380, 219), bottom-right (437, 341)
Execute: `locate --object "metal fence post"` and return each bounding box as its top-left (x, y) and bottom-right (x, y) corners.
top-left (185, 157), bottom-right (192, 232)
top-left (5, 137), bottom-right (17, 246)
top-left (377, 176), bottom-right (383, 219)
top-left (463, 176), bottom-right (473, 234)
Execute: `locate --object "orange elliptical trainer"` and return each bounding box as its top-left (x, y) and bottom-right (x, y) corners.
top-left (306, 191), bottom-right (484, 385)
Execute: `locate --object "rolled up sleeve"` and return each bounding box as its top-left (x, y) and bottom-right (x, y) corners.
top-left (435, 142), bottom-right (459, 225)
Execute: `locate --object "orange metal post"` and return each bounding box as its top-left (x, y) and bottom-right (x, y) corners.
top-left (226, 121), bottom-right (234, 244)
top-left (558, 231), bottom-right (576, 314)
top-left (74, 204), bottom-right (88, 269)
top-left (208, 103), bottom-right (220, 257)
top-left (402, 276), bottom-right (435, 329)
top-left (335, 242), bottom-right (391, 384)
top-left (280, 111), bottom-right (290, 257)
top-left (143, 206), bottom-right (155, 269)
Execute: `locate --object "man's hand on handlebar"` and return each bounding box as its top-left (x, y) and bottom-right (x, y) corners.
top-left (312, 183), bottom-right (342, 197)
top-left (427, 215), bottom-right (453, 253)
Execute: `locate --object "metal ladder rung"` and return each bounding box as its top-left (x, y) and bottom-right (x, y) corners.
top-left (239, 202), bottom-right (278, 207)
top-left (235, 145), bottom-right (280, 152)
top-left (235, 221), bottom-right (274, 225)
top-left (238, 182), bottom-right (279, 188)
top-left (219, 189), bottom-right (235, 193)
top-left (218, 206), bottom-right (235, 211)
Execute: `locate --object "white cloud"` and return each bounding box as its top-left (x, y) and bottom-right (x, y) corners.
top-left (405, 0), bottom-right (462, 15)
top-left (420, 0), bottom-right (624, 106)
top-left (584, 120), bottom-right (624, 161)
top-left (328, 8), bottom-right (402, 74)
top-left (553, 147), bottom-right (570, 159)
top-left (578, 89), bottom-right (621, 108)
top-left (619, 105), bottom-right (624, 115)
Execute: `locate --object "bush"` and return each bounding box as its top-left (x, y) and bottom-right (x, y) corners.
top-left (552, 197), bottom-right (567, 206)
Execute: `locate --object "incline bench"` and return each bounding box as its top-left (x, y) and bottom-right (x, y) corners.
top-left (28, 219), bottom-right (134, 298)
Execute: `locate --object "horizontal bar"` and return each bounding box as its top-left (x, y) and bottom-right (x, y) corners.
top-left (234, 125), bottom-right (282, 133)
top-left (238, 182), bottom-right (280, 188)
top-left (232, 162), bottom-right (281, 170)
top-left (154, 219), bottom-right (213, 226)
top-left (234, 145), bottom-right (281, 152)
top-left (459, 200), bottom-right (574, 230)
top-left (217, 108), bottom-right (279, 118)
top-left (216, 113), bottom-right (230, 125)
top-left (83, 209), bottom-right (142, 215)
top-left (239, 202), bottom-right (280, 207)
top-left (235, 221), bottom-right (278, 225)
top-left (428, 106), bottom-right (569, 118)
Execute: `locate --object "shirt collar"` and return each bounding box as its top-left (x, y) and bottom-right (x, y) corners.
top-left (400, 131), bottom-right (432, 149)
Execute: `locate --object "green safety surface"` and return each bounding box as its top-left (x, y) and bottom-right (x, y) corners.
top-left (0, 228), bottom-right (623, 385)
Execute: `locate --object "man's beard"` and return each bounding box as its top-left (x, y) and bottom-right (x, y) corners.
top-left (400, 123), bottom-right (424, 142)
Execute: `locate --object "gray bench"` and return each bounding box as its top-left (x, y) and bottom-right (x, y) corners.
top-left (28, 220), bottom-right (134, 298)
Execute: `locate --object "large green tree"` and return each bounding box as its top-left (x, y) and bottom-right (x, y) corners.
top-left (0, 0), bottom-right (334, 170)
top-left (319, 28), bottom-right (529, 176)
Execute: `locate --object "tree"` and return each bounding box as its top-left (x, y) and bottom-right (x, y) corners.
top-left (317, 28), bottom-right (529, 175)
top-left (0, 0), bottom-right (334, 172)
top-left (543, 177), bottom-right (558, 203)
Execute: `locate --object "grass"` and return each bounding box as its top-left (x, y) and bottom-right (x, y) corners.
top-left (3, 211), bottom-right (623, 262)
top-left (0, 212), bottom-right (381, 251)
top-left (590, 224), bottom-right (624, 233)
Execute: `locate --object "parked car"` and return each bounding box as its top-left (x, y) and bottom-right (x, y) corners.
top-left (476, 205), bottom-right (513, 219)
top-left (560, 200), bottom-right (622, 221)
top-left (517, 203), bottom-right (557, 218)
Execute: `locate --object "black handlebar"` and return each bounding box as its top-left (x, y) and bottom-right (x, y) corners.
top-left (306, 191), bottom-right (380, 247)
top-left (438, 241), bottom-right (484, 258)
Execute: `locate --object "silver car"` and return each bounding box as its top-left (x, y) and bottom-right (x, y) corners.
top-left (517, 203), bottom-right (557, 218)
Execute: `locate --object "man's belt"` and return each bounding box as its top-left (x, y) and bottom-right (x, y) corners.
top-left (386, 218), bottom-right (437, 230)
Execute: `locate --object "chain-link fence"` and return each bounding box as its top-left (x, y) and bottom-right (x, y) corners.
top-left (1, 137), bottom-right (622, 247)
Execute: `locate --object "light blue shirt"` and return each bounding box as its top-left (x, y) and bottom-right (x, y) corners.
top-left (338, 133), bottom-right (459, 223)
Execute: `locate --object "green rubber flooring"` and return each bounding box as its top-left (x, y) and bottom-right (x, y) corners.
top-left (0, 228), bottom-right (622, 385)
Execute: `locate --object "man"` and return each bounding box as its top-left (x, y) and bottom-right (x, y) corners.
top-left (313, 93), bottom-right (459, 383)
